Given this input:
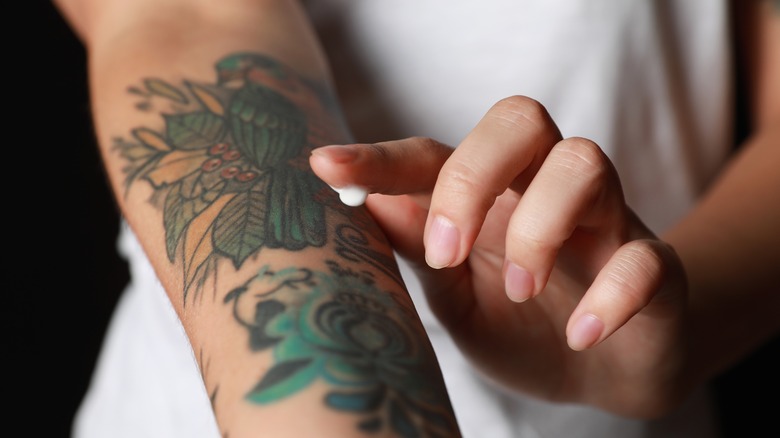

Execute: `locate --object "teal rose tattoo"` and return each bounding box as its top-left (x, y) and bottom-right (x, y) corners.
top-left (225, 263), bottom-right (459, 437)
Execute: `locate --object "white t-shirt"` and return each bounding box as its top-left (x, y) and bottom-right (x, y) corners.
top-left (73, 1), bottom-right (732, 437)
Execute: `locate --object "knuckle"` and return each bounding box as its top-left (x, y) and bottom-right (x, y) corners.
top-left (553, 137), bottom-right (611, 184)
top-left (365, 142), bottom-right (393, 162)
top-left (507, 221), bottom-right (559, 254)
top-left (441, 160), bottom-right (484, 193)
top-left (626, 239), bottom-right (668, 278)
top-left (439, 160), bottom-right (497, 210)
top-left (491, 95), bottom-right (551, 130)
top-left (555, 137), bottom-right (609, 170)
top-left (412, 136), bottom-right (456, 164)
top-left (605, 240), bottom-right (665, 305)
top-left (378, 136), bottom-right (453, 164)
top-left (412, 136), bottom-right (448, 154)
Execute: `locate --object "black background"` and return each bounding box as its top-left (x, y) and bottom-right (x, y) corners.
top-left (11, 1), bottom-right (778, 437)
top-left (11, 2), bottom-right (129, 435)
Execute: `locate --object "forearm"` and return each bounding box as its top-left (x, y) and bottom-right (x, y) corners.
top-left (664, 126), bottom-right (780, 386)
top-left (663, 0), bottom-right (780, 389)
top-left (62, 1), bottom-right (459, 436)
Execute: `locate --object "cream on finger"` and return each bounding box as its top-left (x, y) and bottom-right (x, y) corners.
top-left (330, 185), bottom-right (368, 207)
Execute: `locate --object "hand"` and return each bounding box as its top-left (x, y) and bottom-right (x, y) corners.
top-left (310, 96), bottom-right (690, 418)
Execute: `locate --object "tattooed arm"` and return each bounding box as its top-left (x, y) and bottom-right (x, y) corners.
top-left (54, 0), bottom-right (460, 436)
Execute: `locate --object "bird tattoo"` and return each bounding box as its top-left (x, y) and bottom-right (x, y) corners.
top-left (216, 53), bottom-right (338, 251)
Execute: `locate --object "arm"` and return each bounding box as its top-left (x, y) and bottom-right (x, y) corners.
top-left (664, 0), bottom-right (780, 383)
top-left (53, 0), bottom-right (460, 436)
top-left (307, 1), bottom-right (780, 419)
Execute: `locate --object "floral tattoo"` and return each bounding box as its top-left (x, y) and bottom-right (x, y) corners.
top-left (226, 262), bottom-right (459, 437)
top-left (115, 53), bottom-right (457, 436)
top-left (116, 53), bottom-right (350, 299)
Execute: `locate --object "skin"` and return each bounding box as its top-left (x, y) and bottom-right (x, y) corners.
top-left (54, 0), bottom-right (460, 437)
top-left (309, 0), bottom-right (780, 420)
top-left (54, 0), bottom-right (778, 434)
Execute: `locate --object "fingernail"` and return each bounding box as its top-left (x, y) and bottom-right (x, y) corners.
top-left (568, 314), bottom-right (604, 351)
top-left (504, 262), bottom-right (535, 302)
top-left (310, 145), bottom-right (358, 163)
top-left (425, 215), bottom-right (459, 269)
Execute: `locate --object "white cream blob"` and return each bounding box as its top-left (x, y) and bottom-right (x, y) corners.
top-left (330, 185), bottom-right (369, 207)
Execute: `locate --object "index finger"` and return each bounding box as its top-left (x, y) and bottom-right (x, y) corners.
top-left (424, 95), bottom-right (563, 268)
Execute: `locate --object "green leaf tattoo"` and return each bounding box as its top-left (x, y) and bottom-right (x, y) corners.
top-left (226, 263), bottom-right (459, 437)
top-left (164, 111), bottom-right (226, 150)
top-left (115, 53), bottom-right (346, 300)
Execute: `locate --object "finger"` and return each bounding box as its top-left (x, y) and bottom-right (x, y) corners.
top-left (309, 137), bottom-right (453, 195)
top-left (366, 192), bottom-right (477, 328)
top-left (565, 239), bottom-right (686, 351)
top-left (424, 95), bottom-right (562, 269)
top-left (310, 139), bottom-right (472, 315)
top-left (364, 193), bottom-right (427, 260)
top-left (503, 136), bottom-right (625, 302)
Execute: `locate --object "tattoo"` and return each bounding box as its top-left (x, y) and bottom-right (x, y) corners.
top-left (335, 224), bottom-right (405, 288)
top-left (116, 52), bottom-right (457, 435)
top-left (115, 53), bottom-right (350, 300)
top-left (225, 263), bottom-right (459, 437)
